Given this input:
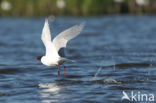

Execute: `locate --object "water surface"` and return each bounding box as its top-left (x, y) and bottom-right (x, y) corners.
top-left (0, 16), bottom-right (156, 103)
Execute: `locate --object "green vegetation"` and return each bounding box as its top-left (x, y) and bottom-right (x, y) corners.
top-left (0, 0), bottom-right (155, 17)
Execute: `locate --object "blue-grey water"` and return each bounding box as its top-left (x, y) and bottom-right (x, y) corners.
top-left (0, 16), bottom-right (156, 103)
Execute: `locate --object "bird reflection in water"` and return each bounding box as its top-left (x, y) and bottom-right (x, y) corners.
top-left (38, 83), bottom-right (66, 103)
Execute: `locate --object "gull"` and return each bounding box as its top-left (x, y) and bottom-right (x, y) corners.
top-left (36, 19), bottom-right (84, 76)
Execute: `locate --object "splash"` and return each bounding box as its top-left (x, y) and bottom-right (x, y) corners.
top-left (103, 78), bottom-right (121, 84)
top-left (93, 66), bottom-right (102, 79)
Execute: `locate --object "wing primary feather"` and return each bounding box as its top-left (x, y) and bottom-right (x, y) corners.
top-left (53, 22), bottom-right (85, 52)
top-left (41, 19), bottom-right (51, 43)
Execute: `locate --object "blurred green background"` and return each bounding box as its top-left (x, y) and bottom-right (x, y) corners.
top-left (0, 0), bottom-right (156, 17)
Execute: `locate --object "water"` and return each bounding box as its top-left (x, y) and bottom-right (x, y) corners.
top-left (0, 16), bottom-right (156, 103)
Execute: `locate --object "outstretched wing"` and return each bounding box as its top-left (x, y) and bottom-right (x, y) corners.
top-left (41, 19), bottom-right (51, 46)
top-left (52, 23), bottom-right (85, 52)
top-left (41, 19), bottom-right (59, 57)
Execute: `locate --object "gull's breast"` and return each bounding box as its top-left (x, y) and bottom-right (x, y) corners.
top-left (41, 56), bottom-right (59, 67)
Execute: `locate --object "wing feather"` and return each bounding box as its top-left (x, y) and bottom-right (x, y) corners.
top-left (41, 19), bottom-right (51, 45)
top-left (41, 19), bottom-right (59, 57)
top-left (52, 23), bottom-right (85, 52)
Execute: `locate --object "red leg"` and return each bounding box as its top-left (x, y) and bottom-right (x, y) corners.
top-left (64, 65), bottom-right (67, 76)
top-left (57, 64), bottom-right (60, 76)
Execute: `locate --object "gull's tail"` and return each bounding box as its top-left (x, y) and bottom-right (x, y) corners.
top-left (59, 57), bottom-right (75, 64)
